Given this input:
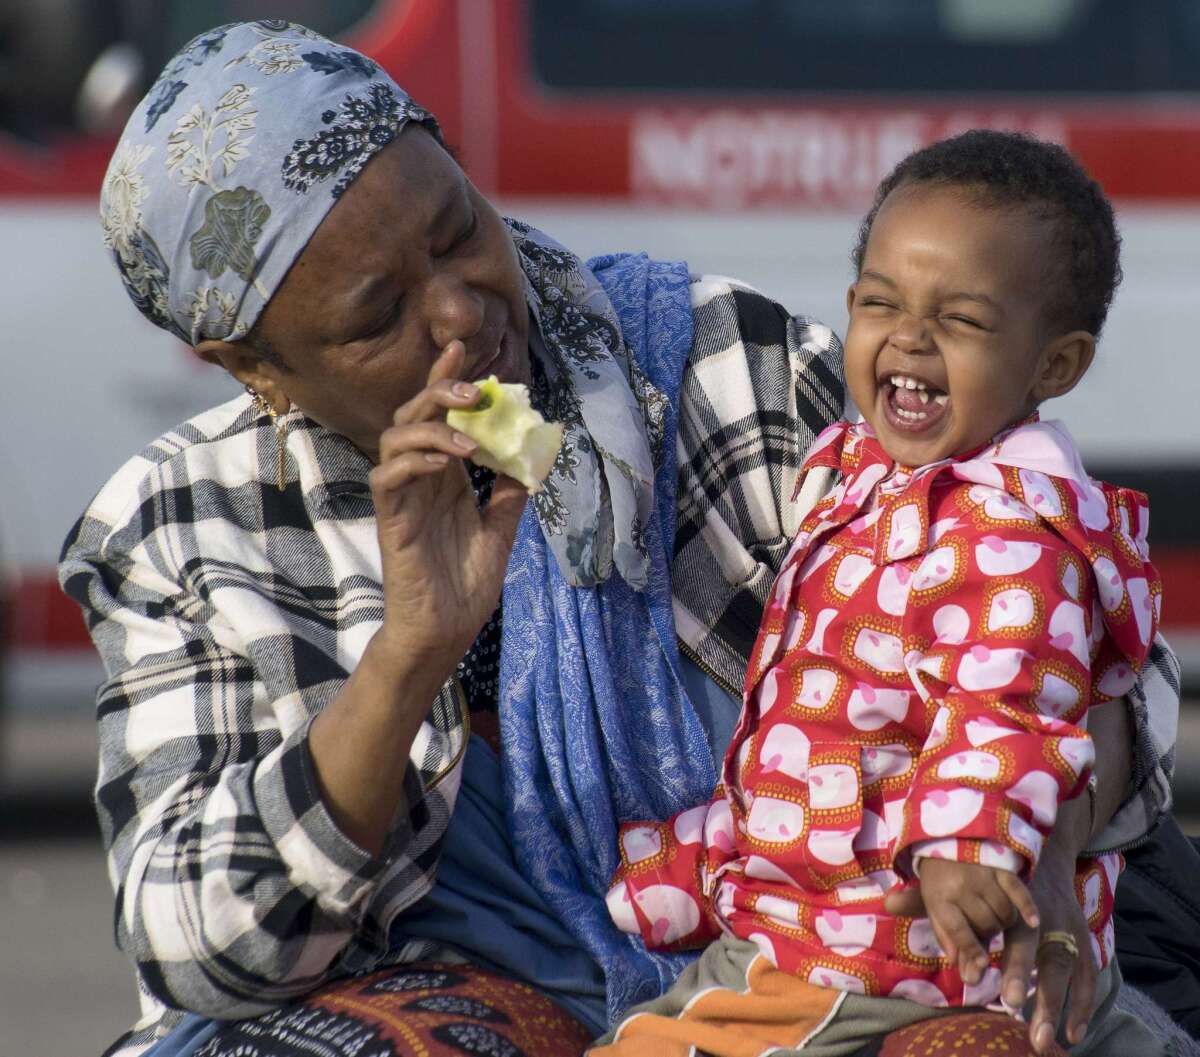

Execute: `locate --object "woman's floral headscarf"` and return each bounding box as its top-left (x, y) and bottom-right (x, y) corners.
top-left (101, 20), bottom-right (439, 346)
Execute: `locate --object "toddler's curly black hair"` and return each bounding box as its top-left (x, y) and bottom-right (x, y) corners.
top-left (852, 129), bottom-right (1122, 336)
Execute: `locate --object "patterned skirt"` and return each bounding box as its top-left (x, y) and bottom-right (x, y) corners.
top-left (191, 964), bottom-right (594, 1057)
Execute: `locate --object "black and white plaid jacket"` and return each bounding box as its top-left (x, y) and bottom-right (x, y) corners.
top-left (60, 277), bottom-right (1179, 1056)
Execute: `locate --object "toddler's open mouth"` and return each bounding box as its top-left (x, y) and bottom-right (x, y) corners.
top-left (881, 374), bottom-right (948, 433)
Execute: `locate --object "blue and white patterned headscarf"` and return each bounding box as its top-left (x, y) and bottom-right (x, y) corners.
top-left (100, 20), bottom-right (438, 346)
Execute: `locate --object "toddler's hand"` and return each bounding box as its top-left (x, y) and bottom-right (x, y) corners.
top-left (916, 858), bottom-right (1040, 984)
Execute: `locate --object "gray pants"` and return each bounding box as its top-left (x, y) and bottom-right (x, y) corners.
top-left (595, 936), bottom-right (1166, 1056)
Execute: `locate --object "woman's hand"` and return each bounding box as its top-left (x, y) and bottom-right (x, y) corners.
top-left (308, 340), bottom-right (528, 855)
top-left (885, 794), bottom-right (1098, 1055)
top-left (997, 833), bottom-right (1098, 1054)
top-left (1000, 701), bottom-right (1129, 1052)
top-left (368, 340), bottom-right (528, 675)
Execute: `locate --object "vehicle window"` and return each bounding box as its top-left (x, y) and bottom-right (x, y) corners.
top-left (0, 0), bottom-right (379, 141)
top-left (532, 0), bottom-right (1200, 96)
top-left (153, 1), bottom-right (379, 75)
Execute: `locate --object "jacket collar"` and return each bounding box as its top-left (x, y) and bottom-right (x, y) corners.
top-left (793, 416), bottom-right (1158, 669)
top-left (800, 414), bottom-right (1084, 566)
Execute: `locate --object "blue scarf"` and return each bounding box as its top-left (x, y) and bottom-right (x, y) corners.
top-left (501, 251), bottom-right (717, 1023)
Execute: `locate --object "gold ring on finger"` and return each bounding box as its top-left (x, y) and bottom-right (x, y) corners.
top-left (1036, 930), bottom-right (1080, 962)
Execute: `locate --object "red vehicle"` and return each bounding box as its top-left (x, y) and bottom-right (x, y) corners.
top-left (2, 0), bottom-right (1196, 724)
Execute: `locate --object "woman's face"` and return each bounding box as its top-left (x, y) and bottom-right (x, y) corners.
top-left (230, 125), bottom-right (530, 461)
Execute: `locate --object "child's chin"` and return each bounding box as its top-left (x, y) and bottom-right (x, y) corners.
top-left (877, 430), bottom-right (952, 468)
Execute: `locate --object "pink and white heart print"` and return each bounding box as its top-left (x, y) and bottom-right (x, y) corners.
top-left (608, 418), bottom-right (1159, 1007)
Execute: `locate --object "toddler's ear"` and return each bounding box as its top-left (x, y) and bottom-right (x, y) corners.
top-left (1033, 330), bottom-right (1096, 403)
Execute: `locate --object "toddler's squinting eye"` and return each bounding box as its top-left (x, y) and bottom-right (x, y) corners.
top-left (947, 315), bottom-right (985, 330)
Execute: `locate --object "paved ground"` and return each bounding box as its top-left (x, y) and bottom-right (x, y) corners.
top-left (1, 719), bottom-right (142, 1057)
top-left (0, 834), bottom-right (137, 1056)
top-left (3, 705), bottom-right (1198, 1057)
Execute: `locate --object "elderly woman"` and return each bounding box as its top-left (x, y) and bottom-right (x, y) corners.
top-left (62, 22), bottom-right (1185, 1057)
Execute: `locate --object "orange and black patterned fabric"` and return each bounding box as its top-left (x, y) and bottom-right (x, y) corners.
top-left (867, 1012), bottom-right (1066, 1057)
top-left (191, 964), bottom-right (595, 1057)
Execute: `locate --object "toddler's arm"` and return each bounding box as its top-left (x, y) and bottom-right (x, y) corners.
top-left (605, 801), bottom-right (724, 951)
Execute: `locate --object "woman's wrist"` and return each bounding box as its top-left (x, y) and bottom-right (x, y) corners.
top-left (1083, 699), bottom-right (1133, 843)
top-left (1044, 794), bottom-right (1092, 863)
top-left (364, 622), bottom-right (461, 698)
top-left (308, 631), bottom-right (456, 856)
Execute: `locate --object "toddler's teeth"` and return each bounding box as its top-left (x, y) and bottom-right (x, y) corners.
top-left (933, 393), bottom-right (948, 406)
top-left (918, 389), bottom-right (930, 404)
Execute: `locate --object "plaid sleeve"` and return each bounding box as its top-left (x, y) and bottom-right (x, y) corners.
top-left (1085, 632), bottom-right (1180, 854)
top-left (59, 452), bottom-right (454, 1021)
top-left (672, 275), bottom-right (845, 693)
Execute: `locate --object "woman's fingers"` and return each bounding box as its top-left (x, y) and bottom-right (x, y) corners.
top-left (1066, 966), bottom-right (1098, 1045)
top-left (1026, 924), bottom-right (1097, 1053)
top-left (476, 473), bottom-right (529, 548)
top-left (1063, 928), bottom-right (1098, 1046)
top-left (483, 472), bottom-right (530, 519)
top-left (1028, 941), bottom-right (1076, 1053)
top-left (392, 377), bottom-right (481, 427)
top-left (368, 451), bottom-right (458, 497)
top-left (428, 338), bottom-right (467, 387)
top-left (389, 342), bottom-right (481, 427)
top-left (1006, 841), bottom-right (1099, 1052)
top-left (378, 419), bottom-right (478, 464)
top-left (999, 915), bottom-right (1038, 1011)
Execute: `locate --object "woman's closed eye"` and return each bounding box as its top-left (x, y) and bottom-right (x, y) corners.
top-left (435, 210), bottom-right (478, 257)
top-left (358, 296), bottom-right (404, 340)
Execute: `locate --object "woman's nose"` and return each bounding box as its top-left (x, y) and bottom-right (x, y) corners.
top-left (425, 272), bottom-right (486, 351)
top-left (888, 314), bottom-right (931, 354)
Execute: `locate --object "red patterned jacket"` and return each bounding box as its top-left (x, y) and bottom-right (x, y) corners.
top-left (607, 417), bottom-right (1160, 1007)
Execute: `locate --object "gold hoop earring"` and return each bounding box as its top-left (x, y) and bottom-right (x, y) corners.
top-left (247, 386), bottom-right (288, 492)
